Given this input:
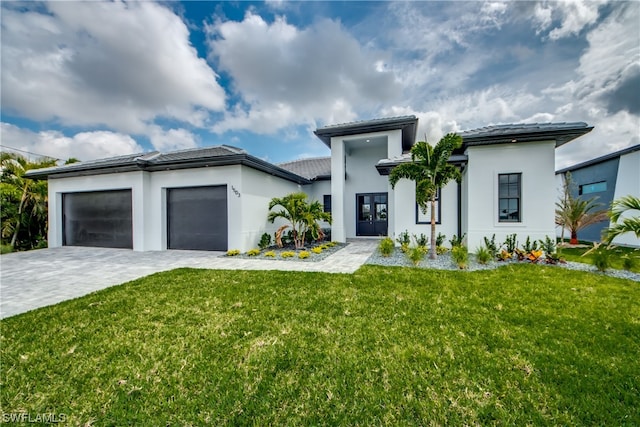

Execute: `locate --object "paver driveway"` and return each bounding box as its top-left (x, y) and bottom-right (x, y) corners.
top-left (0, 240), bottom-right (377, 319)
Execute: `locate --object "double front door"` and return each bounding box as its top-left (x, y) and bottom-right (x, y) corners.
top-left (356, 193), bottom-right (388, 236)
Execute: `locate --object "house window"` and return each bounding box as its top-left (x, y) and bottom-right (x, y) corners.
top-left (416, 189), bottom-right (441, 224)
top-left (579, 181), bottom-right (607, 195)
top-left (498, 173), bottom-right (521, 222)
top-left (323, 194), bottom-right (331, 213)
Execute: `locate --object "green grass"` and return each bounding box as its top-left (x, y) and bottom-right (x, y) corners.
top-left (2, 266), bottom-right (639, 425)
top-left (559, 244), bottom-right (640, 272)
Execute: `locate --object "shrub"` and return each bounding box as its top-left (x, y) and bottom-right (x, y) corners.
top-left (504, 233), bottom-right (518, 254)
top-left (281, 251), bottom-right (295, 258)
top-left (407, 246), bottom-right (426, 266)
top-left (591, 247), bottom-right (611, 272)
top-left (545, 252), bottom-right (564, 265)
top-left (451, 245), bottom-right (468, 269)
top-left (258, 233), bottom-right (271, 250)
top-left (246, 248), bottom-right (261, 256)
top-left (1, 244), bottom-right (13, 254)
top-left (436, 246), bottom-right (448, 255)
top-left (226, 249), bottom-right (240, 256)
top-left (476, 246), bottom-right (492, 265)
top-left (622, 254), bottom-right (636, 271)
top-left (400, 243), bottom-right (410, 253)
top-left (523, 236), bottom-right (539, 253)
top-left (396, 230), bottom-right (411, 247)
top-left (527, 249), bottom-right (543, 263)
top-left (413, 233), bottom-right (428, 248)
top-left (379, 237), bottom-right (395, 257)
top-left (483, 234), bottom-right (498, 256)
top-left (514, 248), bottom-right (527, 261)
top-left (311, 247), bottom-right (323, 254)
top-left (327, 241), bottom-right (337, 247)
top-left (436, 232), bottom-right (446, 247)
top-left (449, 233), bottom-right (466, 248)
top-left (497, 249), bottom-right (512, 261)
top-left (539, 236), bottom-right (556, 255)
top-left (264, 251), bottom-right (276, 258)
top-left (298, 251), bottom-right (310, 259)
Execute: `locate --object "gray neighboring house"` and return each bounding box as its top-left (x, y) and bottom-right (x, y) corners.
top-left (556, 144), bottom-right (640, 246)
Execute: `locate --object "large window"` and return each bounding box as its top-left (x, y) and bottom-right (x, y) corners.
top-left (416, 189), bottom-right (441, 224)
top-left (498, 173), bottom-right (521, 222)
top-left (323, 194), bottom-right (331, 213)
top-left (579, 181), bottom-right (607, 195)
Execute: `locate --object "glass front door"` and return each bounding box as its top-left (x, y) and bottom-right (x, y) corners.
top-left (356, 193), bottom-right (388, 236)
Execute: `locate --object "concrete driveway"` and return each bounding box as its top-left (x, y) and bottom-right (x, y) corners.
top-left (0, 241), bottom-right (376, 319)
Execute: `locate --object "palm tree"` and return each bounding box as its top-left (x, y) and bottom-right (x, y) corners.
top-left (555, 177), bottom-right (608, 244)
top-left (389, 133), bottom-right (463, 259)
top-left (604, 195), bottom-right (640, 243)
top-left (267, 192), bottom-right (331, 249)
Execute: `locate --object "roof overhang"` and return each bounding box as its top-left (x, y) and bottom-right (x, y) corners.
top-left (376, 153), bottom-right (468, 176)
top-left (314, 116), bottom-right (418, 152)
top-left (460, 123), bottom-right (594, 149)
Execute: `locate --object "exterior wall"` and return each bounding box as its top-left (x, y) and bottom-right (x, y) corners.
top-left (612, 150), bottom-right (640, 246)
top-left (48, 171), bottom-right (147, 250)
top-left (304, 180), bottom-right (332, 229)
top-left (239, 166), bottom-right (301, 250)
top-left (465, 140), bottom-right (557, 250)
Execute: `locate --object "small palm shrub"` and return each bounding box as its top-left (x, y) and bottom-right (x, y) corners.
top-left (407, 246), bottom-right (426, 266)
top-left (281, 251), bottom-right (295, 258)
top-left (591, 247), bottom-right (611, 272)
top-left (622, 254), bottom-right (636, 271)
top-left (475, 246), bottom-right (492, 265)
top-left (264, 251), bottom-right (276, 258)
top-left (379, 237), bottom-right (395, 257)
top-left (258, 233), bottom-right (271, 250)
top-left (298, 251), bottom-right (310, 259)
top-left (396, 231), bottom-right (410, 247)
top-left (413, 233), bottom-right (428, 248)
top-left (436, 232), bottom-right (446, 247)
top-left (504, 233), bottom-right (518, 254)
top-left (311, 247), bottom-right (323, 254)
top-left (226, 249), bottom-right (240, 256)
top-left (483, 234), bottom-right (498, 256)
top-left (449, 233), bottom-right (466, 248)
top-left (451, 245), bottom-right (468, 269)
top-left (523, 236), bottom-right (539, 253)
top-left (246, 248), bottom-right (261, 256)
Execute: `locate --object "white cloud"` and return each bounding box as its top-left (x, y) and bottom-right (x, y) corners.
top-left (1, 2), bottom-right (225, 137)
top-left (206, 12), bottom-right (399, 133)
top-left (533, 0), bottom-right (608, 40)
top-left (148, 127), bottom-right (198, 152)
top-left (1, 123), bottom-right (143, 161)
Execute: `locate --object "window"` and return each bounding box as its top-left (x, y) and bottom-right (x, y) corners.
top-left (498, 173), bottom-right (521, 222)
top-left (416, 189), bottom-right (441, 224)
top-left (579, 181), bottom-right (607, 195)
top-left (323, 194), bottom-right (331, 213)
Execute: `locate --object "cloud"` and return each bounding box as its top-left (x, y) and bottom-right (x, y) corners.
top-left (1, 123), bottom-right (143, 162)
top-left (533, 0), bottom-right (608, 40)
top-left (1, 1), bottom-right (224, 139)
top-left (206, 12), bottom-right (400, 133)
top-left (148, 126), bottom-right (198, 152)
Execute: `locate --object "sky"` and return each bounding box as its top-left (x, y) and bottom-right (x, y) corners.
top-left (1, 1), bottom-right (638, 169)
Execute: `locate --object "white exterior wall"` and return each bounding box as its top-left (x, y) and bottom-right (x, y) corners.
top-left (48, 171), bottom-right (148, 250)
top-left (465, 140), bottom-right (557, 250)
top-left (304, 180), bottom-right (332, 229)
top-left (612, 150), bottom-right (640, 246)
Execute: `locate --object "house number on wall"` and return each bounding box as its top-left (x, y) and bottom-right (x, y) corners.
top-left (231, 186), bottom-right (241, 198)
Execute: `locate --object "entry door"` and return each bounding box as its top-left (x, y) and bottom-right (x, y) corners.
top-left (356, 193), bottom-right (388, 236)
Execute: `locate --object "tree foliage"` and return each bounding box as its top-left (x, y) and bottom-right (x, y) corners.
top-left (389, 133), bottom-right (462, 259)
top-left (1, 152), bottom-right (57, 251)
top-left (605, 195), bottom-right (640, 243)
top-left (267, 192), bottom-right (332, 249)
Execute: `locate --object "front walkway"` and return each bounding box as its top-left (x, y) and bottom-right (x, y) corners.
top-left (0, 239), bottom-right (378, 319)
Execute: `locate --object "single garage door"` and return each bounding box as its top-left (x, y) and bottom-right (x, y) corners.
top-left (63, 190), bottom-right (133, 248)
top-left (167, 185), bottom-right (228, 251)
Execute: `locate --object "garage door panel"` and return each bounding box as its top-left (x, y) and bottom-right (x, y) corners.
top-left (167, 186), bottom-right (227, 251)
top-left (63, 190), bottom-right (133, 248)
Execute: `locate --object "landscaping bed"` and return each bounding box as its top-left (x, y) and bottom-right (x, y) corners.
top-left (223, 241), bottom-right (347, 262)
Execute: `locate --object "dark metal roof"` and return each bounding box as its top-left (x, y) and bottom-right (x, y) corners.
top-left (314, 116), bottom-right (418, 152)
top-left (459, 122), bottom-right (593, 148)
top-left (277, 157), bottom-right (331, 181)
top-left (556, 144), bottom-right (640, 174)
top-left (25, 145), bottom-right (311, 184)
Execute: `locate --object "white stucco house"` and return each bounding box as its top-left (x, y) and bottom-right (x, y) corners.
top-left (26, 116), bottom-right (593, 252)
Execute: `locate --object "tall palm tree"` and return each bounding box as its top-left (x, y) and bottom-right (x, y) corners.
top-left (389, 133), bottom-right (463, 259)
top-left (555, 188), bottom-right (608, 245)
top-left (605, 195), bottom-right (640, 243)
top-left (267, 192), bottom-right (331, 249)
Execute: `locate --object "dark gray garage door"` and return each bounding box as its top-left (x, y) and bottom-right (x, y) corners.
top-left (167, 185), bottom-right (228, 251)
top-left (63, 190), bottom-right (133, 248)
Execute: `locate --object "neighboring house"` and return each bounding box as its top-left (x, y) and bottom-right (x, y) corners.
top-left (26, 116), bottom-right (593, 252)
top-left (556, 144), bottom-right (640, 247)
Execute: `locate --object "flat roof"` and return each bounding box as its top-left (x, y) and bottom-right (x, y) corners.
top-left (556, 144), bottom-right (640, 174)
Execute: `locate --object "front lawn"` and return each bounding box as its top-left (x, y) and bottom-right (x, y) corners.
top-left (1, 265), bottom-right (639, 425)
top-left (559, 244), bottom-right (640, 273)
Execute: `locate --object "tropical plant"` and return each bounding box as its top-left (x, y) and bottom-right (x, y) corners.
top-left (451, 245), bottom-right (468, 269)
top-left (604, 195), bottom-right (640, 243)
top-left (622, 254), bottom-right (636, 271)
top-left (389, 134), bottom-right (463, 259)
top-left (264, 251), bottom-right (276, 258)
top-left (258, 233), bottom-right (271, 250)
top-left (396, 230), bottom-right (411, 247)
top-left (475, 246), bottom-right (492, 265)
top-left (591, 246), bottom-right (611, 272)
top-left (298, 251), bottom-right (310, 259)
top-left (556, 172), bottom-right (608, 244)
top-left (483, 234), bottom-right (498, 256)
top-left (522, 236), bottom-right (539, 253)
top-left (268, 193), bottom-right (331, 250)
top-left (407, 246), bottom-right (426, 266)
top-left (1, 152), bottom-right (58, 251)
top-left (311, 247), bottom-right (323, 254)
top-left (280, 251), bottom-right (295, 258)
top-left (379, 237), bottom-right (395, 257)
top-left (503, 233), bottom-right (518, 254)
top-left (413, 233), bottom-right (428, 248)
top-left (449, 233), bottom-right (466, 248)
top-left (246, 248), bottom-right (261, 256)
top-left (226, 249), bottom-right (240, 256)
top-left (436, 232), bottom-right (446, 247)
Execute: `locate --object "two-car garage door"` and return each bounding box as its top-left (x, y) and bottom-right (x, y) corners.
top-left (62, 186), bottom-right (227, 251)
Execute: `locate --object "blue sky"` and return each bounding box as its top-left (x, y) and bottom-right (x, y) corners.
top-left (1, 1), bottom-right (638, 168)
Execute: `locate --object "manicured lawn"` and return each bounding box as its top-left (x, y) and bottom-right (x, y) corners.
top-left (559, 243), bottom-right (640, 273)
top-left (2, 265), bottom-right (639, 425)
